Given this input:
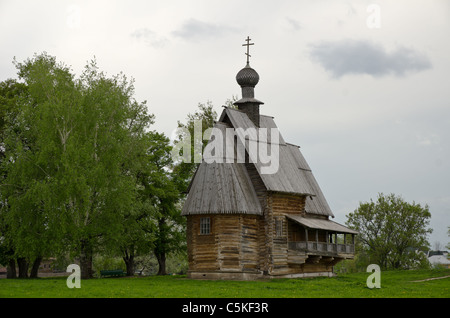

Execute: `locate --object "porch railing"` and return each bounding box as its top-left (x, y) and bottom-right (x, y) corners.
top-left (288, 241), bottom-right (355, 254)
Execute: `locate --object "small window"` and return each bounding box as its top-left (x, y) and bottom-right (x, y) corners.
top-left (275, 218), bottom-right (283, 237)
top-left (200, 217), bottom-right (211, 235)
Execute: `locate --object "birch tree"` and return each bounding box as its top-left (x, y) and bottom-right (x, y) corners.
top-left (2, 53), bottom-right (152, 278)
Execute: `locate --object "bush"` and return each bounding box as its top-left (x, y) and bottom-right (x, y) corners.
top-left (93, 255), bottom-right (126, 277)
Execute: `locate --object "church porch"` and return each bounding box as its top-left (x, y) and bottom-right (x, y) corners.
top-left (285, 215), bottom-right (358, 265)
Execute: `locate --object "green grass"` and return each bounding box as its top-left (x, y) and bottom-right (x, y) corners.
top-left (0, 269), bottom-right (449, 298)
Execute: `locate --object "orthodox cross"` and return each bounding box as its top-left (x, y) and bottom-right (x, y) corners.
top-left (242, 36), bottom-right (254, 64)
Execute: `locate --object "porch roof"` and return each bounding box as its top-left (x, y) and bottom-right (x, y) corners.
top-left (286, 215), bottom-right (359, 234)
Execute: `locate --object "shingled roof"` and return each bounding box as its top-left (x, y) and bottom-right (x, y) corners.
top-left (181, 122), bottom-right (262, 215)
top-left (286, 143), bottom-right (334, 217)
top-left (181, 107), bottom-right (335, 218)
top-left (221, 108), bottom-right (316, 196)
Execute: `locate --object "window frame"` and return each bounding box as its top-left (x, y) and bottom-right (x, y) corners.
top-left (275, 218), bottom-right (284, 237)
top-left (200, 217), bottom-right (211, 235)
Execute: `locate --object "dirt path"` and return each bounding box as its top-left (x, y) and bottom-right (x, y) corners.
top-left (410, 275), bottom-right (450, 282)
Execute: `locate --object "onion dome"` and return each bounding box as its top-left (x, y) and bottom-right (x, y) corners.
top-left (234, 36), bottom-right (264, 127)
top-left (236, 63), bottom-right (260, 88)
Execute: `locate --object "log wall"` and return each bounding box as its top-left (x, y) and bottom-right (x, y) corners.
top-left (187, 214), bottom-right (263, 275)
top-left (266, 193), bottom-right (303, 275)
top-left (186, 187), bottom-right (335, 278)
top-left (186, 216), bottom-right (218, 271)
top-left (266, 192), bottom-right (333, 276)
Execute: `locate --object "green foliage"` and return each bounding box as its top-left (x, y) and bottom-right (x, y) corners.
top-left (172, 101), bottom-right (218, 192)
top-left (346, 193), bottom-right (432, 270)
top-left (0, 79), bottom-right (29, 265)
top-left (333, 259), bottom-right (359, 274)
top-left (0, 79), bottom-right (27, 146)
top-left (133, 252), bottom-right (188, 275)
top-left (0, 53), bottom-right (160, 277)
top-left (93, 255), bottom-right (126, 276)
top-left (130, 129), bottom-right (187, 275)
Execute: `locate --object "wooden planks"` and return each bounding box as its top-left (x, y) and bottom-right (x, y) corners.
top-left (271, 192), bottom-right (306, 215)
top-left (217, 215), bottom-right (241, 271)
top-left (187, 214), bottom-right (263, 274)
top-left (187, 216), bottom-right (218, 271)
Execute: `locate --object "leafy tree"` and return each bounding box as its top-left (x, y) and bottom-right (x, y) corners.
top-left (109, 130), bottom-right (177, 276)
top-left (0, 78), bottom-right (37, 278)
top-left (346, 193), bottom-right (432, 270)
top-left (1, 53), bottom-right (151, 278)
top-left (94, 97), bottom-right (157, 277)
top-left (172, 101), bottom-right (217, 193)
top-left (138, 132), bottom-right (185, 275)
top-left (0, 79), bottom-right (27, 155)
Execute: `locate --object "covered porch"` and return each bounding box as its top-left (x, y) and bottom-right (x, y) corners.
top-left (286, 215), bottom-right (358, 258)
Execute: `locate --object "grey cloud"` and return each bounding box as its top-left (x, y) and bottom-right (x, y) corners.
top-left (172, 19), bottom-right (239, 40)
top-left (130, 28), bottom-right (168, 48)
top-left (309, 39), bottom-right (432, 78)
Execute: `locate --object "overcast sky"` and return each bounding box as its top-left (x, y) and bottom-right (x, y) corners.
top-left (1, 0), bottom-right (449, 248)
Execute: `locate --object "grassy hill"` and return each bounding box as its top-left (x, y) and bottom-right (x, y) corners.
top-left (0, 268), bottom-right (449, 298)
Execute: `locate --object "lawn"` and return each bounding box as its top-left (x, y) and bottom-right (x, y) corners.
top-left (0, 269), bottom-right (449, 298)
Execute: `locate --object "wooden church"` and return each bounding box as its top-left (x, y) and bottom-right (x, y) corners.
top-left (181, 38), bottom-right (357, 280)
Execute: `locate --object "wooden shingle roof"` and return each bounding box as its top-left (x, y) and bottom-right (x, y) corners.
top-left (222, 108), bottom-right (315, 196)
top-left (286, 215), bottom-right (357, 234)
top-left (181, 161), bottom-right (263, 215)
top-left (181, 122), bottom-right (262, 216)
top-left (182, 107), bottom-right (335, 217)
top-left (286, 143), bottom-right (334, 218)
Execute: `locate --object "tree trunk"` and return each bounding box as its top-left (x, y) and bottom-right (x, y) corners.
top-left (155, 216), bottom-right (168, 275)
top-left (6, 258), bottom-right (17, 279)
top-left (29, 256), bottom-right (42, 278)
top-left (17, 257), bottom-right (29, 278)
top-left (155, 251), bottom-right (166, 275)
top-left (80, 241), bottom-right (93, 279)
top-left (123, 253), bottom-right (135, 277)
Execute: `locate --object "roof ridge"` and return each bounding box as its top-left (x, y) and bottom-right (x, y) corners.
top-left (286, 142), bottom-right (300, 148)
top-left (259, 114), bottom-right (274, 118)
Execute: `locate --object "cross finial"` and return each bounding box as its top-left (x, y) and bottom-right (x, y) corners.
top-left (242, 36), bottom-right (254, 65)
